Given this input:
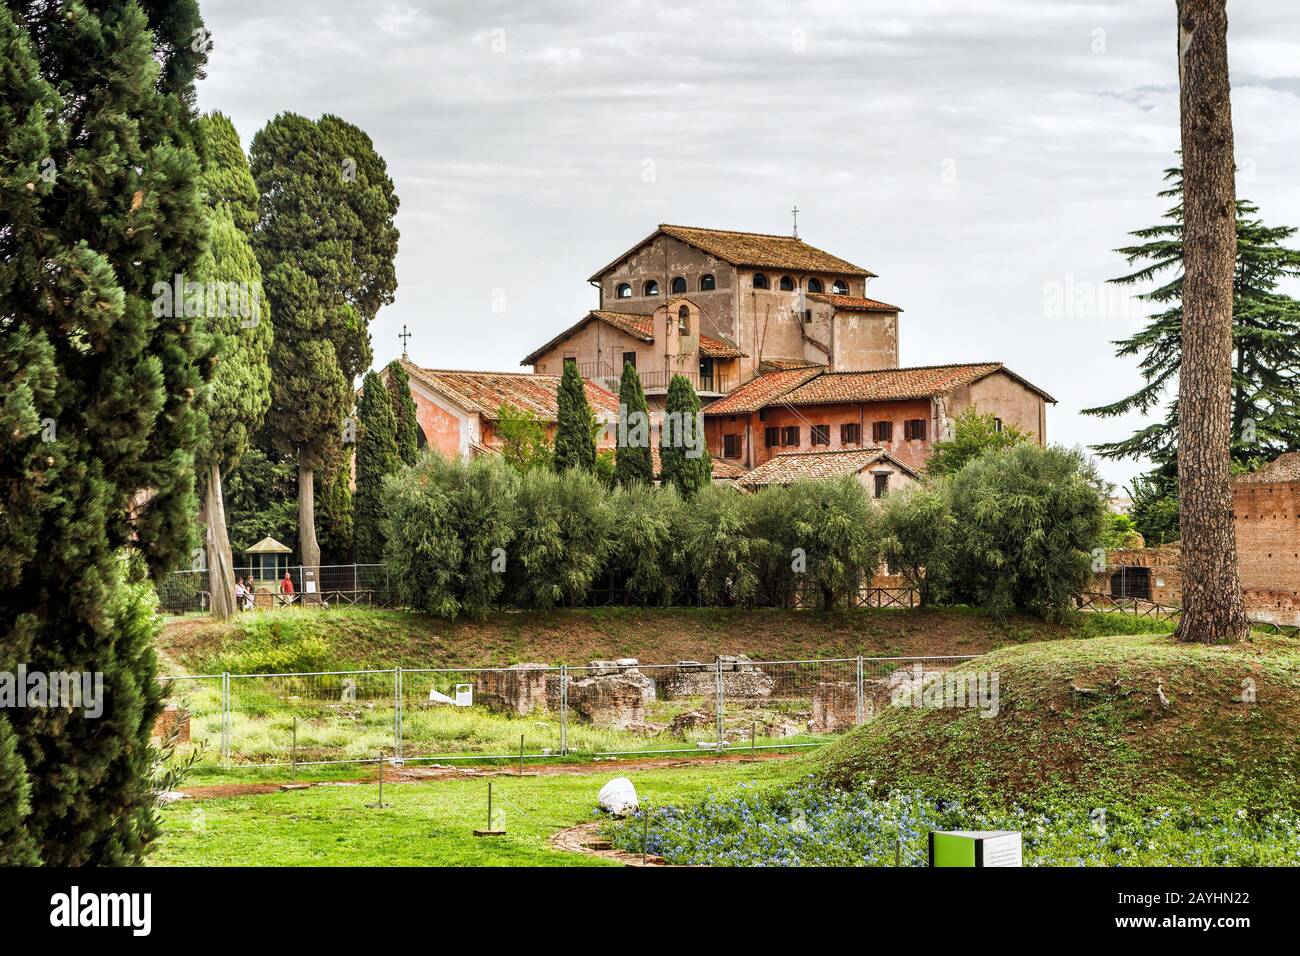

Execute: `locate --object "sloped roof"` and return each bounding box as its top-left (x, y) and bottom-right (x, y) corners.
top-left (520, 310), bottom-right (745, 365)
top-left (246, 535), bottom-right (292, 554)
top-left (700, 365), bottom-right (827, 416)
top-left (759, 358), bottom-right (822, 372)
top-left (807, 292), bottom-right (903, 313)
top-left (1236, 452), bottom-right (1300, 485)
top-left (589, 224), bottom-right (875, 282)
top-left (739, 448), bottom-right (919, 488)
top-left (646, 444), bottom-right (747, 481)
top-left (705, 362), bottom-right (1055, 414)
top-left (400, 359), bottom-right (620, 422)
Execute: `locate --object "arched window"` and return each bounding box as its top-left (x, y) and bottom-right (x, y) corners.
top-left (643, 280), bottom-right (659, 296)
top-left (752, 273), bottom-right (769, 290)
top-left (615, 283), bottom-right (632, 299)
top-left (699, 274), bottom-right (716, 291)
top-left (806, 277), bottom-right (824, 293)
top-left (779, 275), bottom-right (795, 291)
top-left (678, 305), bottom-right (690, 335)
top-left (670, 276), bottom-right (687, 294)
top-left (831, 278), bottom-right (849, 295)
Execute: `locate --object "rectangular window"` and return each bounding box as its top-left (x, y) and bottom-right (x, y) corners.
top-left (563, 354), bottom-right (578, 368)
top-left (810, 424), bottom-right (830, 446)
top-left (782, 426), bottom-right (800, 447)
top-left (872, 420), bottom-right (893, 442)
top-left (623, 351), bottom-right (637, 370)
top-left (904, 418), bottom-right (927, 441)
top-left (723, 434), bottom-right (742, 459)
top-left (764, 427), bottom-right (780, 448)
top-left (994, 417), bottom-right (1003, 433)
top-left (873, 472), bottom-right (890, 499)
top-left (841, 422), bottom-right (862, 446)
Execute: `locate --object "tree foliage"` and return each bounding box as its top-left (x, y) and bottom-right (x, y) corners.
top-left (607, 483), bottom-right (686, 604)
top-left (495, 402), bottom-right (552, 471)
top-left (944, 444), bottom-right (1107, 620)
top-left (384, 360), bottom-right (420, 466)
top-left (880, 483), bottom-right (956, 607)
top-left (354, 371), bottom-right (400, 562)
top-left (553, 361), bottom-right (596, 472)
top-left (1083, 164), bottom-right (1300, 480)
top-left (926, 407), bottom-right (1030, 477)
top-left (0, 0), bottom-right (209, 864)
top-left (660, 374), bottom-right (712, 497)
top-left (614, 361), bottom-right (653, 486)
top-left (250, 112), bottom-right (399, 566)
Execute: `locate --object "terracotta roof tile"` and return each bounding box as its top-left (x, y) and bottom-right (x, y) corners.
top-left (806, 292), bottom-right (903, 313)
top-left (740, 448), bottom-right (916, 488)
top-left (521, 310), bottom-right (745, 365)
top-left (401, 359), bottom-right (620, 423)
top-left (1236, 452), bottom-right (1300, 485)
top-left (778, 363), bottom-right (1008, 405)
top-left (589, 224), bottom-right (875, 281)
top-left (759, 358), bottom-right (822, 372)
top-left (647, 444), bottom-right (745, 481)
top-left (700, 365), bottom-right (826, 415)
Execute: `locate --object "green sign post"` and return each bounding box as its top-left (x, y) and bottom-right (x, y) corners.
top-left (928, 830), bottom-right (1022, 867)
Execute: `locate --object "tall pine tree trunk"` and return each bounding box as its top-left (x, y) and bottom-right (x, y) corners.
top-left (203, 461), bottom-right (236, 619)
top-left (299, 458), bottom-right (322, 601)
top-left (1174, 0), bottom-right (1249, 643)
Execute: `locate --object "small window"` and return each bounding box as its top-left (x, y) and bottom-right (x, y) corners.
top-left (700, 274), bottom-right (716, 291)
top-left (806, 277), bottom-right (824, 293)
top-left (781, 425), bottom-right (800, 447)
top-left (994, 417), bottom-right (1003, 433)
top-left (677, 305), bottom-right (690, 334)
top-left (753, 273), bottom-right (769, 290)
top-left (841, 422), bottom-right (861, 445)
top-left (670, 276), bottom-right (687, 294)
top-left (622, 351), bottom-right (636, 370)
top-left (723, 434), bottom-right (742, 459)
top-left (779, 275), bottom-right (795, 291)
top-left (764, 426), bottom-right (780, 448)
top-left (832, 278), bottom-right (849, 295)
top-left (616, 283), bottom-right (632, 299)
top-left (563, 355), bottom-right (578, 368)
top-left (810, 424), bottom-right (830, 446)
top-left (643, 280), bottom-right (659, 296)
top-left (872, 420), bottom-right (893, 442)
top-left (904, 418), bottom-right (927, 441)
top-left (873, 473), bottom-right (890, 499)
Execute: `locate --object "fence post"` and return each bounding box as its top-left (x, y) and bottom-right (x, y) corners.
top-left (855, 655), bottom-right (864, 725)
top-left (714, 658), bottom-right (725, 748)
top-left (220, 672), bottom-right (230, 766)
top-left (394, 667), bottom-right (403, 760)
top-left (559, 664), bottom-right (568, 755)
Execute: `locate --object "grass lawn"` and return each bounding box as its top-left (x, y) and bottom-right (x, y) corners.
top-left (150, 757), bottom-right (806, 866)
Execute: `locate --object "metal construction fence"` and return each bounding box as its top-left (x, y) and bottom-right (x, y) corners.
top-left (160, 654), bottom-right (977, 771)
top-left (157, 564), bottom-right (916, 616)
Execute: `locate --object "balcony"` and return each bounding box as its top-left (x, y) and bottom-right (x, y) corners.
top-left (568, 362), bottom-right (734, 396)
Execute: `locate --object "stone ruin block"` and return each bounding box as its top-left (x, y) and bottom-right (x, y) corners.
top-left (810, 681), bottom-right (858, 734)
top-left (473, 663), bottom-right (552, 716)
top-left (660, 655), bottom-right (775, 701)
top-left (569, 673), bottom-right (650, 729)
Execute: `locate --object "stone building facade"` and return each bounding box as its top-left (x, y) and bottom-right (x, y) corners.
top-left (1233, 452), bottom-right (1300, 625)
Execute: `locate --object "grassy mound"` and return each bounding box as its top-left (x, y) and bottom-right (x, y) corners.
top-left (158, 605), bottom-right (1172, 675)
top-left (816, 632), bottom-right (1300, 810)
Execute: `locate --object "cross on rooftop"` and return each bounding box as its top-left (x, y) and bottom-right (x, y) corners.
top-left (399, 324), bottom-right (412, 358)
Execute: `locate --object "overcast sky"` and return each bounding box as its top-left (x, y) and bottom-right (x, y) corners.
top-left (196, 0), bottom-right (1300, 490)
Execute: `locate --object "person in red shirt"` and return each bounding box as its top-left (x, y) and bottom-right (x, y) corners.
top-left (279, 572), bottom-right (295, 605)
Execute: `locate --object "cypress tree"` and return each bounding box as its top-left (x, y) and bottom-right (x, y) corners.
top-left (192, 112), bottom-right (273, 618)
top-left (614, 361), bottom-right (653, 486)
top-left (659, 374), bottom-right (712, 498)
top-left (385, 360), bottom-right (420, 466)
top-left (316, 446), bottom-right (355, 565)
top-left (0, 0), bottom-right (211, 864)
top-left (355, 371), bottom-right (401, 562)
top-left (554, 361), bottom-right (596, 472)
top-left (250, 113), bottom-right (400, 573)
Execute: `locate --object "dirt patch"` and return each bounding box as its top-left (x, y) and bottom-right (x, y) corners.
top-left (549, 821), bottom-right (684, 866)
top-left (161, 606), bottom-right (1105, 674)
top-left (178, 751), bottom-right (797, 801)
